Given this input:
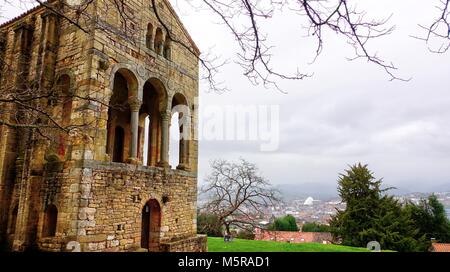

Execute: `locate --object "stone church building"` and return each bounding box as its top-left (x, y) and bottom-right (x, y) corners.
top-left (0, 0), bottom-right (206, 252)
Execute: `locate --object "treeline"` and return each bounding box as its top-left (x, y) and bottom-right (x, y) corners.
top-left (267, 215), bottom-right (330, 232)
top-left (330, 163), bottom-right (450, 252)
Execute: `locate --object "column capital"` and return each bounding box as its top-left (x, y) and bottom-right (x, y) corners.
top-left (129, 98), bottom-right (142, 112)
top-left (160, 111), bottom-right (171, 121)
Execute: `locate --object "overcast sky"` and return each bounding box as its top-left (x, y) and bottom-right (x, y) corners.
top-left (177, 0), bottom-right (450, 193)
top-left (1, 1), bottom-right (450, 193)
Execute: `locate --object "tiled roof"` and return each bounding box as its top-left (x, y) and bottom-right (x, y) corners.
top-left (0, 2), bottom-right (47, 29)
top-left (255, 228), bottom-right (333, 244)
top-left (431, 243), bottom-right (450, 252)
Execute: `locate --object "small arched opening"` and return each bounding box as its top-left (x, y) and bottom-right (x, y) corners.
top-left (140, 199), bottom-right (161, 251)
top-left (154, 28), bottom-right (164, 55)
top-left (56, 74), bottom-right (72, 127)
top-left (42, 204), bottom-right (58, 237)
top-left (163, 39), bottom-right (171, 60)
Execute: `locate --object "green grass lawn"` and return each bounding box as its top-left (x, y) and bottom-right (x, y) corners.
top-left (208, 237), bottom-right (372, 252)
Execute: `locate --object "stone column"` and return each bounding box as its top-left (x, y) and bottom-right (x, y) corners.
top-left (129, 98), bottom-right (142, 163)
top-left (158, 111), bottom-right (170, 168)
top-left (176, 121), bottom-right (190, 171)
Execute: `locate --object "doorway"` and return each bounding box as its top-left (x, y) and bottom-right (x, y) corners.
top-left (141, 199), bottom-right (161, 251)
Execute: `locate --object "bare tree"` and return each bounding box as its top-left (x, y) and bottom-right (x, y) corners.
top-left (415, 0), bottom-right (450, 53)
top-left (199, 159), bottom-right (280, 236)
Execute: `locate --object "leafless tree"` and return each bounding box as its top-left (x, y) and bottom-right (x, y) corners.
top-left (415, 0), bottom-right (450, 53)
top-left (199, 159), bottom-right (280, 236)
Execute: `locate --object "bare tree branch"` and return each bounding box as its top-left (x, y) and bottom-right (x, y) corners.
top-left (413, 0), bottom-right (450, 53)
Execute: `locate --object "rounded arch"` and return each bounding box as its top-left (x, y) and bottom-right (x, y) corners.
top-left (139, 194), bottom-right (163, 209)
top-left (171, 92), bottom-right (189, 109)
top-left (140, 199), bottom-right (161, 251)
top-left (106, 66), bottom-right (140, 163)
top-left (113, 68), bottom-right (139, 98)
top-left (139, 77), bottom-right (169, 166)
top-left (108, 64), bottom-right (141, 101)
top-left (54, 71), bottom-right (75, 93)
top-left (145, 77), bottom-right (168, 111)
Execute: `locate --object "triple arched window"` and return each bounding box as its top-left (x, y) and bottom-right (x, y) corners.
top-left (145, 23), bottom-right (171, 60)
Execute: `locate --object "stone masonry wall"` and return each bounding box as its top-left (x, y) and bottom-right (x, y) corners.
top-left (37, 160), bottom-right (200, 252)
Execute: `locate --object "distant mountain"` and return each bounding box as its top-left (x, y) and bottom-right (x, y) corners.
top-left (382, 184), bottom-right (413, 196)
top-left (393, 182), bottom-right (450, 195)
top-left (276, 183), bottom-right (338, 201)
top-left (275, 182), bottom-right (443, 201)
top-left (428, 183), bottom-right (450, 193)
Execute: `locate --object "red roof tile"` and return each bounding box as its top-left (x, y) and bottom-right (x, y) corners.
top-left (255, 228), bottom-right (333, 244)
top-left (431, 243), bottom-right (450, 252)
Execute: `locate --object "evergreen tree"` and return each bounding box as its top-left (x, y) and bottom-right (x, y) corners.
top-left (405, 195), bottom-right (450, 247)
top-left (268, 215), bottom-right (299, 231)
top-left (301, 222), bottom-right (330, 232)
top-left (329, 163), bottom-right (426, 252)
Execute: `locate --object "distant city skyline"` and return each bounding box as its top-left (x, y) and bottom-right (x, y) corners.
top-left (269, 191), bottom-right (450, 224)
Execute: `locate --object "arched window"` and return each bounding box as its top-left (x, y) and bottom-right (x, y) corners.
top-left (146, 23), bottom-right (153, 49)
top-left (57, 74), bottom-right (72, 127)
top-left (154, 28), bottom-right (164, 55)
top-left (163, 39), bottom-right (171, 60)
top-left (42, 204), bottom-right (57, 237)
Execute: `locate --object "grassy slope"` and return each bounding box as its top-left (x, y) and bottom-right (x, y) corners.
top-left (208, 237), bottom-right (372, 252)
